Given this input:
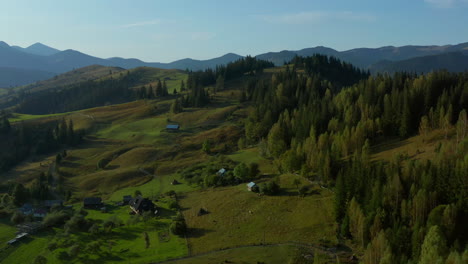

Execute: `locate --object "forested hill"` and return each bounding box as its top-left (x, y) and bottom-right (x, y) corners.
top-left (3, 57), bottom-right (276, 115)
top-left (239, 63), bottom-right (467, 263)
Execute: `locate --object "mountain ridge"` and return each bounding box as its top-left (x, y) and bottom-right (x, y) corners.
top-left (1, 40), bottom-right (468, 88)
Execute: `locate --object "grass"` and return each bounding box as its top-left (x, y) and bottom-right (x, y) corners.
top-left (109, 174), bottom-right (198, 202)
top-left (371, 129), bottom-right (455, 162)
top-left (179, 174), bottom-right (336, 255)
top-left (165, 244), bottom-right (298, 264)
top-left (227, 147), bottom-right (276, 174)
top-left (95, 116), bottom-right (168, 145)
top-left (9, 112), bottom-right (69, 122)
top-left (0, 219), bottom-right (17, 245)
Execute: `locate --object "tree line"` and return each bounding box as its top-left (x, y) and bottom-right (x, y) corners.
top-left (0, 115), bottom-right (83, 173)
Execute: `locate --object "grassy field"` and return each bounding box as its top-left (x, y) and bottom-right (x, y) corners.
top-left (0, 220), bottom-right (17, 245)
top-left (165, 244), bottom-right (299, 264)
top-left (179, 174), bottom-right (336, 255)
top-left (9, 112), bottom-right (69, 122)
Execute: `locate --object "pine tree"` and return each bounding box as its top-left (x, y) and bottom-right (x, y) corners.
top-left (419, 225), bottom-right (447, 264)
top-left (67, 119), bottom-right (75, 145)
top-left (162, 80), bottom-right (169, 96)
top-left (180, 80), bottom-right (186, 91)
top-left (456, 109), bottom-right (467, 143)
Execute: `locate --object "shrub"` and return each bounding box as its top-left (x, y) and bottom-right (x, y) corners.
top-left (10, 211), bottom-right (25, 225)
top-left (249, 163), bottom-right (260, 178)
top-left (234, 163), bottom-right (249, 181)
top-left (168, 200), bottom-right (179, 210)
top-left (43, 211), bottom-right (70, 227)
top-left (68, 244), bottom-right (80, 258)
top-left (170, 220), bottom-right (186, 236)
top-left (261, 181), bottom-right (280, 195)
top-left (33, 255), bottom-right (47, 264)
top-left (96, 158), bottom-right (110, 170)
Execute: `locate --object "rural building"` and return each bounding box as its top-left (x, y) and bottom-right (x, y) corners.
top-left (123, 195), bottom-right (132, 204)
top-left (19, 203), bottom-right (33, 215)
top-left (247, 182), bottom-right (257, 191)
top-left (83, 197), bottom-right (103, 209)
top-left (166, 124), bottom-right (180, 131)
top-left (44, 200), bottom-right (63, 208)
top-left (33, 209), bottom-right (47, 219)
top-left (129, 196), bottom-right (155, 215)
top-left (7, 233), bottom-right (28, 245)
top-left (217, 168), bottom-right (226, 177)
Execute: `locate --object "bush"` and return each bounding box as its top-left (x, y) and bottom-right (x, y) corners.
top-left (10, 211), bottom-right (25, 224)
top-left (168, 200), bottom-right (179, 210)
top-left (234, 163), bottom-right (249, 181)
top-left (33, 255), bottom-right (47, 264)
top-left (43, 211), bottom-right (70, 227)
top-left (261, 181), bottom-right (280, 195)
top-left (68, 244), bottom-right (80, 258)
top-left (96, 158), bottom-right (110, 170)
top-left (249, 163), bottom-right (260, 178)
top-left (170, 220), bottom-right (186, 236)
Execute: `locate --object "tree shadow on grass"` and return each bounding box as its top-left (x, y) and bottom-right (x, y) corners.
top-left (156, 207), bottom-right (176, 218)
top-left (185, 227), bottom-right (214, 238)
top-left (60, 161), bottom-right (81, 168)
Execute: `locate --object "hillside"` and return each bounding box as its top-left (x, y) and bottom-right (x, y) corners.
top-left (369, 52), bottom-right (468, 74)
top-left (14, 65), bottom-right (125, 93)
top-left (0, 55), bottom-right (466, 264)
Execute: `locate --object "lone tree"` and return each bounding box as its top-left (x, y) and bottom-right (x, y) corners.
top-left (202, 139), bottom-right (211, 154)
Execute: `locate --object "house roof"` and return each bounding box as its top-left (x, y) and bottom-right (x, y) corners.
top-left (247, 182), bottom-right (256, 188)
top-left (217, 168), bottom-right (226, 174)
top-left (129, 196), bottom-right (155, 212)
top-left (83, 197), bottom-right (102, 205)
top-left (44, 200), bottom-right (63, 207)
top-left (166, 124), bottom-right (180, 129)
top-left (33, 209), bottom-right (47, 215)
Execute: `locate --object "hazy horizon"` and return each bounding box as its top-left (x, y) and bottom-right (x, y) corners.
top-left (2, 0), bottom-right (468, 62)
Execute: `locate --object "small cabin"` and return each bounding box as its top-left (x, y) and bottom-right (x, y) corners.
top-left (129, 196), bottom-right (155, 215)
top-left (166, 124), bottom-right (180, 131)
top-left (83, 197), bottom-right (103, 209)
top-left (217, 168), bottom-right (226, 177)
top-left (33, 209), bottom-right (47, 219)
top-left (247, 182), bottom-right (257, 191)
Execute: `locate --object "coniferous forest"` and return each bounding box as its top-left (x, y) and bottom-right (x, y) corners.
top-left (236, 56), bottom-right (468, 263)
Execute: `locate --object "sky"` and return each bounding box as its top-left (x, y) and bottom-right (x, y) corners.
top-left (1, 0), bottom-right (468, 62)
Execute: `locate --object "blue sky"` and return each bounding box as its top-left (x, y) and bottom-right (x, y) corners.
top-left (1, 0), bottom-right (467, 62)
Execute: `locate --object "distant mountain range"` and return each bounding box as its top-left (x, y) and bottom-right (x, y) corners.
top-left (1, 40), bottom-right (468, 87)
top-left (369, 52), bottom-right (468, 74)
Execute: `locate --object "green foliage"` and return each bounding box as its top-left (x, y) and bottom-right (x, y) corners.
top-left (33, 255), bottom-right (47, 264)
top-left (233, 163), bottom-right (249, 181)
top-left (260, 181), bottom-right (280, 195)
top-left (419, 226), bottom-right (447, 264)
top-left (170, 219), bottom-right (187, 236)
top-left (42, 211), bottom-right (70, 227)
top-left (10, 211), bottom-right (25, 225)
top-left (202, 139), bottom-right (211, 154)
